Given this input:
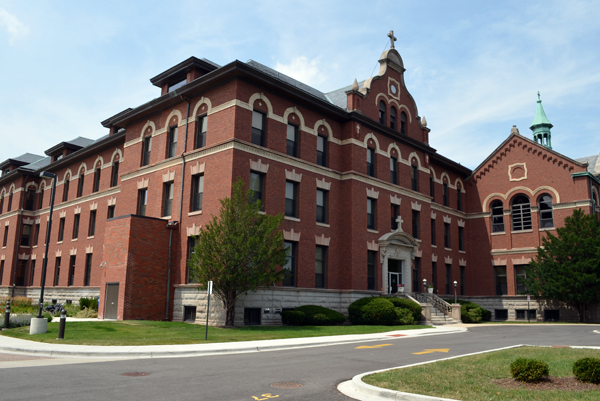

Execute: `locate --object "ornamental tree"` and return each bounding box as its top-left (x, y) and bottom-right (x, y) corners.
top-left (188, 178), bottom-right (288, 327)
top-left (522, 209), bottom-right (600, 322)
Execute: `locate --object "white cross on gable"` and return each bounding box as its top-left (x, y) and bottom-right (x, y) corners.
top-left (395, 216), bottom-right (403, 232)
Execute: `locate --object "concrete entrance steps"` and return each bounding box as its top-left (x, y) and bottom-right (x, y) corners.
top-left (430, 308), bottom-right (459, 325)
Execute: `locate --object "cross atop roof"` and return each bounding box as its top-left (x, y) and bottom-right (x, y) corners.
top-left (387, 30), bottom-right (397, 50)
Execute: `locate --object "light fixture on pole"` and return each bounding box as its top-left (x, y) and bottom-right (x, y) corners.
top-left (423, 278), bottom-right (427, 303)
top-left (453, 280), bottom-right (458, 304)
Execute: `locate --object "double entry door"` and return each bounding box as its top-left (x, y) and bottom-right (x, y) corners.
top-left (388, 259), bottom-right (403, 294)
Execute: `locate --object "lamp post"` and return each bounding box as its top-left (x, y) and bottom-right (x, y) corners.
top-left (423, 278), bottom-right (427, 303)
top-left (31, 171), bottom-right (57, 334)
top-left (453, 280), bottom-right (458, 304)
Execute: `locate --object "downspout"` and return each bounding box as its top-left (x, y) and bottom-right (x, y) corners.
top-left (165, 96), bottom-right (191, 321)
top-left (11, 176), bottom-right (28, 297)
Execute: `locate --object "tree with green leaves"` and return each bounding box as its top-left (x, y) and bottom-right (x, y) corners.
top-left (522, 209), bottom-right (600, 322)
top-left (187, 178), bottom-right (288, 327)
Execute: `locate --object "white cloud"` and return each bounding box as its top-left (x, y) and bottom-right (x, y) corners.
top-left (0, 8), bottom-right (28, 45)
top-left (275, 56), bottom-right (327, 87)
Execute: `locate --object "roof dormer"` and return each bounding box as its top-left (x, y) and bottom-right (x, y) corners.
top-left (150, 57), bottom-right (221, 96)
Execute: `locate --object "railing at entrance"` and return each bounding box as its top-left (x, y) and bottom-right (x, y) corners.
top-left (412, 293), bottom-right (453, 316)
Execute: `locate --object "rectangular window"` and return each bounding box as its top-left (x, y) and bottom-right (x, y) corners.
top-left (38, 189), bottom-right (44, 209)
top-left (390, 157), bottom-right (398, 184)
top-left (0, 197), bottom-right (3, 214)
top-left (72, 214), bottom-right (80, 240)
top-left (163, 182), bottom-right (174, 217)
top-left (431, 219), bottom-right (436, 245)
top-left (444, 223), bottom-right (450, 248)
top-left (77, 173), bottom-right (85, 197)
top-left (167, 126), bottom-right (178, 158)
top-left (142, 136), bottom-right (152, 166)
top-left (186, 236), bottom-right (199, 283)
top-left (460, 266), bottom-right (465, 295)
top-left (432, 261), bottom-right (437, 293)
top-left (29, 259), bottom-right (36, 286)
top-left (411, 165), bottom-right (419, 191)
top-left (93, 168), bottom-right (101, 193)
top-left (514, 265), bottom-right (528, 294)
top-left (107, 205), bottom-right (115, 219)
top-left (84, 253), bottom-right (92, 286)
top-left (7, 192), bottom-right (12, 211)
top-left (63, 179), bottom-right (70, 202)
top-left (458, 226), bottom-right (464, 251)
top-left (251, 110), bottom-right (265, 146)
top-left (33, 223), bottom-right (40, 246)
top-left (3, 225), bottom-right (8, 247)
top-left (138, 189), bottom-right (148, 216)
top-left (88, 210), bottom-right (96, 237)
top-left (283, 241), bottom-right (296, 286)
top-left (413, 257), bottom-right (421, 293)
top-left (445, 264), bottom-right (452, 294)
top-left (430, 177), bottom-right (434, 198)
top-left (391, 204), bottom-right (399, 231)
top-left (249, 172), bottom-right (264, 209)
top-left (16, 260), bottom-right (27, 286)
top-left (58, 217), bottom-right (65, 242)
top-left (285, 181), bottom-right (298, 218)
top-left (316, 189), bottom-right (327, 223)
top-left (0, 260), bottom-right (3, 285)
top-left (367, 148), bottom-right (376, 177)
top-left (191, 175), bottom-right (204, 212)
top-left (495, 309), bottom-right (508, 321)
top-left (111, 162), bottom-right (119, 187)
top-left (68, 255), bottom-right (76, 286)
top-left (54, 256), bottom-right (61, 286)
top-left (457, 189), bottom-right (462, 211)
top-left (25, 189), bottom-right (36, 211)
top-left (317, 135), bottom-right (328, 167)
top-left (494, 266), bottom-right (507, 295)
top-left (412, 210), bottom-right (420, 239)
top-left (20, 224), bottom-right (32, 246)
top-left (516, 310), bottom-right (536, 320)
top-left (195, 116), bottom-right (207, 149)
top-left (367, 198), bottom-right (376, 230)
top-left (367, 250), bottom-right (376, 290)
top-left (315, 245), bottom-right (326, 288)
top-left (286, 124), bottom-right (298, 157)
top-left (443, 183), bottom-right (449, 206)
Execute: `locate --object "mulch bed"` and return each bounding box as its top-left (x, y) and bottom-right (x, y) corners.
top-left (492, 377), bottom-right (599, 391)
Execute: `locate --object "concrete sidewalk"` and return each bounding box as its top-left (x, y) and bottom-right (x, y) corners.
top-left (0, 325), bottom-right (467, 359)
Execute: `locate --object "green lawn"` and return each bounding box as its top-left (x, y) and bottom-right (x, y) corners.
top-left (0, 321), bottom-right (427, 346)
top-left (363, 346), bottom-right (600, 401)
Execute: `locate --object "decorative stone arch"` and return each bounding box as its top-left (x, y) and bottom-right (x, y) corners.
top-left (140, 120), bottom-right (156, 139)
top-left (62, 169), bottom-right (73, 184)
top-left (282, 107), bottom-right (307, 131)
top-left (110, 148), bottom-right (123, 164)
top-left (532, 186), bottom-right (560, 204)
top-left (6, 183), bottom-right (16, 195)
top-left (387, 143), bottom-right (401, 159)
top-left (77, 162), bottom-right (88, 176)
top-left (592, 186), bottom-right (600, 206)
top-left (164, 109), bottom-right (184, 131)
top-left (379, 230), bottom-right (419, 294)
top-left (25, 181), bottom-right (38, 191)
top-left (407, 151), bottom-right (422, 168)
top-left (191, 96), bottom-right (213, 120)
top-left (397, 105), bottom-right (413, 123)
top-left (375, 93), bottom-right (390, 107)
top-left (364, 132), bottom-right (381, 151)
top-left (313, 119), bottom-right (332, 138)
top-left (0, 187), bottom-right (5, 198)
top-left (454, 178), bottom-right (465, 193)
top-left (38, 180), bottom-right (46, 194)
top-left (92, 155), bottom-right (104, 170)
top-left (440, 171), bottom-right (451, 186)
top-left (429, 165), bottom-right (438, 181)
top-left (248, 93), bottom-right (274, 119)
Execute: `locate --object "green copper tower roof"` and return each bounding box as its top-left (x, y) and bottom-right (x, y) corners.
top-left (530, 92), bottom-right (553, 149)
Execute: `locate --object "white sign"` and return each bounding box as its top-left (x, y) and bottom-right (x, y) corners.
top-left (527, 295), bottom-right (530, 301)
top-left (207, 281), bottom-right (213, 295)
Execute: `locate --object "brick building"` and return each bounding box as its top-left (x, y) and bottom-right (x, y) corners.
top-left (1, 38), bottom-right (599, 324)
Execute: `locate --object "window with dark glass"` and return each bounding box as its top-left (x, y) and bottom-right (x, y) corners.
top-left (77, 173), bottom-right (85, 197)
top-left (249, 172), bottom-right (264, 209)
top-left (15, 260), bottom-right (26, 286)
top-left (191, 175), bottom-right (204, 212)
top-left (163, 182), bottom-right (174, 217)
top-left (283, 241), bottom-right (296, 286)
top-left (315, 245), bottom-right (326, 288)
top-left (458, 226), bottom-right (464, 251)
top-left (538, 194), bottom-right (554, 228)
top-left (511, 195), bottom-right (532, 231)
top-left (186, 236), bottom-right (199, 283)
top-left (445, 264), bottom-right (452, 294)
top-left (367, 250), bottom-right (376, 290)
top-left (413, 258), bottom-right (421, 292)
top-left (285, 181), bottom-right (298, 218)
top-left (0, 196), bottom-right (3, 214)
top-left (412, 210), bottom-right (420, 239)
top-left (68, 255), bottom-right (76, 286)
top-left (367, 198), bottom-right (376, 230)
top-left (378, 100), bottom-right (386, 125)
top-left (84, 253), bottom-right (92, 286)
top-left (168, 77), bottom-right (187, 92)
top-left (21, 224), bottom-right (32, 246)
top-left (25, 188), bottom-right (36, 211)
top-left (411, 164), bottom-right (418, 191)
top-left (286, 123), bottom-right (298, 157)
top-left (430, 177), bottom-right (434, 198)
top-left (515, 265), bottom-right (528, 294)
top-left (431, 219), bottom-right (436, 245)
top-left (367, 148), bottom-right (376, 177)
top-left (138, 189), bottom-right (148, 216)
top-left (251, 110), bottom-right (265, 146)
top-left (29, 259), bottom-right (35, 286)
top-left (111, 162), bottom-right (119, 187)
top-left (62, 179), bottom-right (69, 202)
top-left (317, 135), bottom-right (327, 167)
top-left (316, 189), bottom-right (327, 223)
top-left (390, 107), bottom-right (397, 130)
top-left (6, 192), bottom-right (12, 211)
top-left (167, 126), bottom-right (178, 158)
top-left (390, 157), bottom-right (398, 184)
top-left (2, 225), bottom-right (8, 247)
top-left (54, 257), bottom-right (61, 286)
top-left (107, 205), bottom-right (115, 219)
top-left (0, 260), bottom-right (3, 285)
top-left (195, 116), bottom-right (207, 149)
top-left (494, 266), bottom-right (507, 295)
top-left (460, 266), bottom-right (465, 295)
top-left (457, 187), bottom-right (462, 211)
top-left (38, 188), bottom-right (44, 209)
top-left (72, 214), bottom-right (80, 240)
top-left (432, 261), bottom-right (437, 292)
top-left (400, 112), bottom-right (407, 135)
top-left (88, 210), bottom-right (96, 237)
top-left (142, 136), bottom-right (152, 166)
top-left (443, 183), bottom-right (449, 206)
top-left (58, 217), bottom-right (65, 242)
top-left (444, 222), bottom-right (450, 248)
top-left (93, 168), bottom-right (101, 193)
top-left (33, 223), bottom-right (40, 246)
top-left (491, 200), bottom-right (505, 232)
top-left (391, 204), bottom-right (399, 230)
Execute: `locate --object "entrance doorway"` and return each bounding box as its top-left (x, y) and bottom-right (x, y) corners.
top-left (104, 283), bottom-right (119, 320)
top-left (388, 259), bottom-right (403, 294)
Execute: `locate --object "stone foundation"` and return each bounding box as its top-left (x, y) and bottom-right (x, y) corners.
top-left (0, 286), bottom-right (100, 306)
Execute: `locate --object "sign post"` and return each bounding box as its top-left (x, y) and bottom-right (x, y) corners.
top-left (205, 281), bottom-right (213, 340)
top-left (527, 295), bottom-right (531, 323)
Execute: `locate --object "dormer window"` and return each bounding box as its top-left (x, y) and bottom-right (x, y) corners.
top-left (168, 78), bottom-right (187, 93)
top-left (54, 154), bottom-right (63, 162)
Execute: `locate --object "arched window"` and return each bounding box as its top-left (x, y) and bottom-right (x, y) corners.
top-left (593, 190), bottom-right (599, 221)
top-left (491, 200), bottom-right (504, 232)
top-left (538, 194), bottom-right (554, 228)
top-left (400, 112), bottom-right (407, 135)
top-left (511, 195), bottom-right (532, 231)
top-left (390, 107), bottom-right (397, 130)
top-left (378, 101), bottom-right (386, 125)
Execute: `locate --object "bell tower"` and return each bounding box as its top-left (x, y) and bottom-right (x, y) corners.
top-left (530, 92), bottom-right (553, 149)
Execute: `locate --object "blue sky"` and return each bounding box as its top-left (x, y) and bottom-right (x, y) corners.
top-left (1, 0), bottom-right (599, 170)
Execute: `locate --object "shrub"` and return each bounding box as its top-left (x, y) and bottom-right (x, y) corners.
top-left (294, 305), bottom-right (346, 326)
top-left (510, 358), bottom-right (549, 383)
top-left (394, 307), bottom-right (415, 325)
top-left (79, 297), bottom-right (98, 311)
top-left (280, 310), bottom-right (305, 326)
top-left (388, 298), bottom-right (422, 322)
top-left (360, 298), bottom-right (398, 325)
top-left (75, 307), bottom-right (99, 319)
top-left (573, 357), bottom-right (600, 384)
top-left (348, 297), bottom-right (379, 325)
top-left (446, 300), bottom-right (491, 323)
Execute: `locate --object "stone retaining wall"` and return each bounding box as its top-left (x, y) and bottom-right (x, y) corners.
top-left (0, 286), bottom-right (100, 306)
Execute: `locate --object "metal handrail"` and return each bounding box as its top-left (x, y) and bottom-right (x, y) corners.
top-left (411, 292), bottom-right (453, 316)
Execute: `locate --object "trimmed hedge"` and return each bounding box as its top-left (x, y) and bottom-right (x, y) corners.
top-left (280, 310), bottom-right (305, 326)
top-left (281, 305), bottom-right (345, 326)
top-left (573, 357), bottom-right (600, 384)
top-left (388, 298), bottom-right (422, 322)
top-left (348, 297), bottom-right (421, 325)
top-left (445, 299), bottom-right (491, 323)
top-left (510, 358), bottom-right (549, 383)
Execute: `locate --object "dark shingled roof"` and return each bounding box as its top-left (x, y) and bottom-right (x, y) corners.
top-left (576, 154), bottom-right (600, 174)
top-left (325, 81), bottom-right (366, 110)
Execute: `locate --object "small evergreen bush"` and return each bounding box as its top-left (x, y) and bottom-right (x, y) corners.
top-left (388, 298), bottom-right (422, 322)
top-left (79, 297), bottom-right (99, 311)
top-left (294, 305), bottom-right (346, 326)
top-left (573, 357), bottom-right (600, 384)
top-left (394, 307), bottom-right (415, 325)
top-left (348, 297), bottom-right (379, 325)
top-left (510, 358), bottom-right (549, 383)
top-left (280, 310), bottom-right (305, 326)
top-left (359, 298), bottom-right (398, 325)
top-left (445, 300), bottom-right (491, 323)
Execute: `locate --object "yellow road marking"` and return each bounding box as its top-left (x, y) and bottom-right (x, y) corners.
top-left (355, 344), bottom-right (393, 349)
top-left (412, 348), bottom-right (449, 355)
